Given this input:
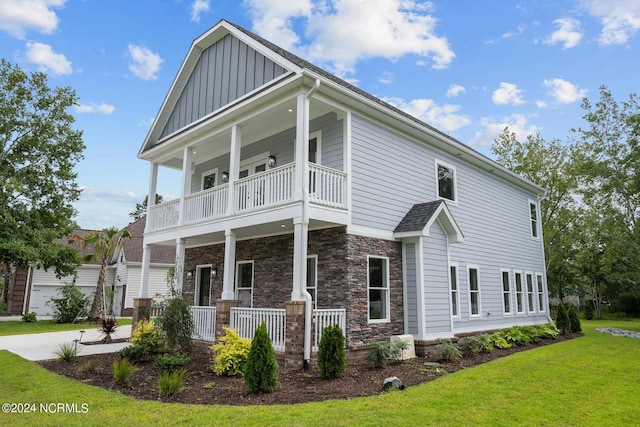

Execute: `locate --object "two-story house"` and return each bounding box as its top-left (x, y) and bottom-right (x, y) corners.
top-left (136, 20), bottom-right (551, 367)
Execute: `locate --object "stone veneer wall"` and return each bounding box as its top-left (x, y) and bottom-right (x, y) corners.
top-left (183, 226), bottom-right (404, 349)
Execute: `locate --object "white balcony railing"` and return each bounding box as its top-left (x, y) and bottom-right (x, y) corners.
top-left (189, 306), bottom-right (216, 342)
top-left (313, 309), bottom-right (346, 352)
top-left (230, 307), bottom-right (286, 352)
top-left (147, 163), bottom-right (347, 232)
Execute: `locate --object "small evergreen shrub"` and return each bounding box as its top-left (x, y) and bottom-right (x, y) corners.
top-left (567, 306), bottom-right (582, 333)
top-left (131, 319), bottom-right (165, 354)
top-left (21, 312), bottom-right (37, 322)
top-left (243, 322), bottom-right (279, 394)
top-left (366, 340), bottom-right (409, 368)
top-left (155, 353), bottom-right (189, 374)
top-left (118, 345), bottom-right (146, 362)
top-left (158, 368), bottom-right (187, 397)
top-left (113, 359), bottom-right (137, 384)
top-left (555, 303), bottom-right (571, 334)
top-left (55, 342), bottom-right (79, 361)
top-left (317, 324), bottom-right (346, 379)
top-left (433, 340), bottom-right (462, 363)
top-left (584, 300), bottom-right (595, 320)
top-left (211, 327), bottom-right (251, 376)
top-left (47, 283), bottom-right (90, 323)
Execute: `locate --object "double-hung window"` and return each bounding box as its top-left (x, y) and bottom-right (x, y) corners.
top-left (236, 261), bottom-right (254, 308)
top-left (526, 272), bottom-right (535, 312)
top-left (368, 256), bottom-right (389, 322)
top-left (529, 200), bottom-right (539, 239)
top-left (450, 263), bottom-right (460, 318)
top-left (515, 271), bottom-right (524, 314)
top-left (501, 269), bottom-right (512, 315)
top-left (536, 273), bottom-right (545, 313)
top-left (436, 160), bottom-right (457, 203)
top-left (468, 265), bottom-right (481, 317)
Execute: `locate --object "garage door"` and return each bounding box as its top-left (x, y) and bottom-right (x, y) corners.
top-left (29, 285), bottom-right (95, 316)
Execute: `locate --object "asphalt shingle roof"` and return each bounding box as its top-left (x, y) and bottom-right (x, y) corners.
top-left (394, 200), bottom-right (445, 233)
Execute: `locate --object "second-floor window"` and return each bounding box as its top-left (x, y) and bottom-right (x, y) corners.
top-left (202, 168), bottom-right (218, 190)
top-left (436, 160), bottom-right (456, 202)
top-left (530, 201), bottom-right (539, 238)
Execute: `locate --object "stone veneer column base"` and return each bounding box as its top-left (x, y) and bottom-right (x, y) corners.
top-left (132, 298), bottom-right (153, 329)
top-left (284, 300), bottom-right (306, 369)
top-left (215, 299), bottom-right (240, 339)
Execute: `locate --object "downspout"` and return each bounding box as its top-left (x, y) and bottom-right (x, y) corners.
top-left (538, 194), bottom-right (553, 324)
top-left (302, 79), bottom-right (321, 370)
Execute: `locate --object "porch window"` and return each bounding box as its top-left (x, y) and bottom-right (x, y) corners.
top-left (501, 269), bottom-right (512, 315)
top-left (529, 200), bottom-right (539, 239)
top-left (536, 273), bottom-right (545, 313)
top-left (436, 160), bottom-right (456, 202)
top-left (468, 265), bottom-right (481, 317)
top-left (236, 261), bottom-right (254, 308)
top-left (308, 131), bottom-right (321, 193)
top-left (307, 256), bottom-right (317, 304)
top-left (450, 263), bottom-right (460, 318)
top-left (368, 256), bottom-right (389, 322)
top-left (526, 273), bottom-right (535, 312)
top-left (515, 271), bottom-right (524, 314)
top-left (202, 168), bottom-right (218, 190)
top-left (196, 266), bottom-right (212, 306)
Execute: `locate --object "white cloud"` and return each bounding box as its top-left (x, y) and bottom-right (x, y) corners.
top-left (0, 0), bottom-right (65, 38)
top-left (385, 97), bottom-right (471, 133)
top-left (24, 42), bottom-right (72, 75)
top-left (492, 82), bottom-right (525, 105)
top-left (378, 71), bottom-right (393, 85)
top-left (244, 0), bottom-right (454, 77)
top-left (582, 0), bottom-right (640, 45)
top-left (79, 187), bottom-right (138, 203)
top-left (544, 18), bottom-right (583, 49)
top-left (127, 44), bottom-right (163, 80)
top-left (542, 78), bottom-right (587, 104)
top-left (469, 114), bottom-right (541, 147)
top-left (190, 0), bottom-right (210, 23)
top-left (446, 84), bottom-right (466, 97)
top-left (75, 102), bottom-right (116, 115)
top-left (502, 24), bottom-right (526, 40)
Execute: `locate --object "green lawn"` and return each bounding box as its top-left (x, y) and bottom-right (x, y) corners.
top-left (0, 319), bottom-right (638, 427)
top-left (0, 318), bottom-right (132, 336)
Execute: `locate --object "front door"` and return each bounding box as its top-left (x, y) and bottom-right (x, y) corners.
top-left (196, 266), bottom-right (212, 306)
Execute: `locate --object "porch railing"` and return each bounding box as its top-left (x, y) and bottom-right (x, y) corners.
top-left (313, 308), bottom-right (346, 352)
top-left (230, 307), bottom-right (286, 352)
top-left (148, 198), bottom-right (180, 231)
top-left (309, 164), bottom-right (347, 209)
top-left (184, 184), bottom-right (228, 225)
top-left (235, 164), bottom-right (295, 213)
top-left (189, 306), bottom-right (216, 342)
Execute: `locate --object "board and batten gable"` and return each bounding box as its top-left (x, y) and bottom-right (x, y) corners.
top-left (350, 113), bottom-right (549, 333)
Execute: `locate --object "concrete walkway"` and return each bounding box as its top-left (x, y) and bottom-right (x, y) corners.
top-left (0, 324), bottom-right (132, 361)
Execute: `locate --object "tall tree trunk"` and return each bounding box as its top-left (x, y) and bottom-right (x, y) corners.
top-left (89, 262), bottom-right (108, 320)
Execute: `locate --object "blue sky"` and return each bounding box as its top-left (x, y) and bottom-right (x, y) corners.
top-left (1, 0), bottom-right (638, 230)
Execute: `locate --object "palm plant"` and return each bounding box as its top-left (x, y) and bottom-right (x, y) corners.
top-left (70, 226), bottom-right (132, 319)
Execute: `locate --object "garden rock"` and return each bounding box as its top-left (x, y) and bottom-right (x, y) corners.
top-left (596, 328), bottom-right (640, 339)
top-left (383, 376), bottom-right (405, 391)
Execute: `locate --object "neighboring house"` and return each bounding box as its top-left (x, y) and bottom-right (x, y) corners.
top-left (14, 217), bottom-right (173, 317)
top-left (137, 20), bottom-right (551, 366)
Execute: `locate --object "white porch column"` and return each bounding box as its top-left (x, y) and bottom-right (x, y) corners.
top-left (178, 147), bottom-right (193, 226)
top-left (175, 238), bottom-right (186, 292)
top-left (291, 218), bottom-right (308, 301)
top-left (139, 244), bottom-right (152, 298)
top-left (221, 229), bottom-right (237, 300)
top-left (294, 93), bottom-right (308, 200)
top-left (146, 162), bottom-right (158, 232)
top-left (226, 125), bottom-right (241, 215)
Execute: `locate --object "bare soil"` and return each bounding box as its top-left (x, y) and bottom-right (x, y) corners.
top-left (39, 335), bottom-right (578, 406)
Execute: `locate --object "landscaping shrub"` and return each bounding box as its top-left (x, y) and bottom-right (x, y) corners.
top-left (154, 292), bottom-right (194, 353)
top-left (433, 340), bottom-right (462, 363)
top-left (584, 300), bottom-right (595, 320)
top-left (567, 306), bottom-right (582, 333)
top-left (99, 316), bottom-right (118, 343)
top-left (489, 332), bottom-right (512, 349)
top-left (158, 368), bottom-right (187, 397)
top-left (615, 292), bottom-right (640, 318)
top-left (243, 322), bottom-right (279, 394)
top-left (533, 324), bottom-right (560, 339)
top-left (118, 345), bottom-right (146, 362)
top-left (130, 319), bottom-right (165, 354)
top-left (21, 312), bottom-right (36, 322)
top-left (55, 342), bottom-right (79, 362)
top-left (477, 334), bottom-right (494, 353)
top-left (555, 303), bottom-right (571, 334)
top-left (210, 327), bottom-right (251, 376)
top-left (458, 336), bottom-right (482, 357)
top-left (155, 353), bottom-right (189, 374)
top-left (47, 283), bottom-right (90, 323)
top-left (366, 340), bottom-right (409, 368)
top-left (113, 359), bottom-right (136, 384)
top-left (317, 324), bottom-right (346, 379)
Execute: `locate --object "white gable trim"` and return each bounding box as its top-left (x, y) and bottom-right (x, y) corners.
top-left (393, 202), bottom-right (464, 243)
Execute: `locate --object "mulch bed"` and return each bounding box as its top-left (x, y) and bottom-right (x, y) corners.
top-left (38, 334), bottom-right (579, 406)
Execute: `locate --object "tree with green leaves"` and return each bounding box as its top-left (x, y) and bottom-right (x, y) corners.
top-left (129, 194), bottom-right (163, 221)
top-left (0, 59), bottom-right (84, 312)
top-left (71, 227), bottom-right (132, 319)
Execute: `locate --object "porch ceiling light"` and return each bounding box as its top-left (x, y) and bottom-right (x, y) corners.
top-left (221, 171), bottom-right (229, 183)
top-left (268, 155), bottom-right (277, 168)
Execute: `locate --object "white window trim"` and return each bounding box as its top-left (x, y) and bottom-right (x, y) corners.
top-left (194, 264), bottom-right (213, 306)
top-left (201, 168), bottom-right (219, 190)
top-left (449, 262), bottom-right (460, 319)
top-left (307, 255), bottom-right (318, 305)
top-left (435, 158), bottom-right (458, 204)
top-left (235, 260), bottom-right (254, 308)
top-left (536, 272), bottom-right (546, 313)
top-left (514, 270), bottom-right (525, 315)
top-left (467, 264), bottom-right (481, 318)
top-left (294, 130), bottom-right (323, 164)
top-left (529, 199), bottom-right (540, 240)
top-left (525, 271), bottom-right (536, 313)
top-left (367, 255), bottom-right (390, 323)
top-left (500, 268), bottom-right (513, 316)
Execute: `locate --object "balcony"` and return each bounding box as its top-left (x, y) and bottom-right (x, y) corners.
top-left (147, 163), bottom-right (347, 233)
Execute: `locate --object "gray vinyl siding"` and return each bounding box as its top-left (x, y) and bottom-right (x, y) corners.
top-left (423, 222), bottom-right (452, 334)
top-left (350, 113), bottom-right (548, 329)
top-left (404, 242), bottom-right (418, 335)
top-left (161, 34), bottom-right (288, 139)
